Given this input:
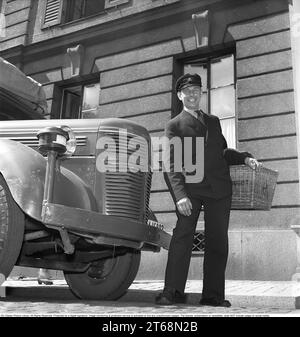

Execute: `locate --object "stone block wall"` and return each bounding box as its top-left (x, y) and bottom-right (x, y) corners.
top-left (0, 0), bottom-right (31, 51)
top-left (225, 10), bottom-right (300, 280)
top-left (229, 11), bottom-right (299, 214)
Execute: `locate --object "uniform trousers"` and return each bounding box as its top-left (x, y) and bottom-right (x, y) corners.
top-left (164, 194), bottom-right (232, 301)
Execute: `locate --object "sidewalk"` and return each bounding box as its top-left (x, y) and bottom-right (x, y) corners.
top-left (1, 278), bottom-right (300, 309)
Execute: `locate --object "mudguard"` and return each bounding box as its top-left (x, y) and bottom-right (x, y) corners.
top-left (0, 139), bottom-right (98, 221)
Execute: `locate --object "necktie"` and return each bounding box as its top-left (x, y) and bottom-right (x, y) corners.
top-left (195, 110), bottom-right (205, 126)
top-left (196, 110), bottom-right (208, 145)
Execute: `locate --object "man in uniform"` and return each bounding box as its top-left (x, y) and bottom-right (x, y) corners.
top-left (156, 73), bottom-right (260, 307)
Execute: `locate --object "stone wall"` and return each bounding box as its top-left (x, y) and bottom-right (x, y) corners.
top-left (0, 0), bottom-right (31, 51)
top-left (225, 10), bottom-right (299, 280)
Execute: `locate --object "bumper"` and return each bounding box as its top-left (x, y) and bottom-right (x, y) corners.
top-left (42, 203), bottom-right (171, 251)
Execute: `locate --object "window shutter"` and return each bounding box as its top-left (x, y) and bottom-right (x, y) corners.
top-left (105, 0), bottom-right (129, 9)
top-left (42, 0), bottom-right (63, 28)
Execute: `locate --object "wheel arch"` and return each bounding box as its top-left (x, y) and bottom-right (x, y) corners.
top-left (0, 139), bottom-right (98, 222)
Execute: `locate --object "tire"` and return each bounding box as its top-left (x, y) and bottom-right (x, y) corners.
top-left (64, 249), bottom-right (141, 300)
top-left (0, 175), bottom-right (25, 278)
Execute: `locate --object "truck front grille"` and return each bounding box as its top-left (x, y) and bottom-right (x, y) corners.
top-left (105, 171), bottom-right (152, 222)
top-left (101, 130), bottom-right (152, 224)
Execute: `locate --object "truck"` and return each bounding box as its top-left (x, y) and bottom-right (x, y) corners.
top-left (0, 57), bottom-right (171, 300)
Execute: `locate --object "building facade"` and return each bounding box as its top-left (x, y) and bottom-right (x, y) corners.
top-left (1, 0), bottom-right (300, 281)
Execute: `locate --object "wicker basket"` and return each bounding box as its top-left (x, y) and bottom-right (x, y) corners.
top-left (230, 165), bottom-right (279, 210)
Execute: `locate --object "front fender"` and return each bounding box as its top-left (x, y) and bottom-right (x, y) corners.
top-left (0, 139), bottom-right (98, 221)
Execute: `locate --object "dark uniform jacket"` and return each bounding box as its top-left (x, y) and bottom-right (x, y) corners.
top-left (164, 110), bottom-right (252, 202)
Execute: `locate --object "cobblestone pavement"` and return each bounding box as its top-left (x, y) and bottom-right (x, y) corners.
top-left (0, 298), bottom-right (299, 317)
top-left (1, 279), bottom-right (300, 317)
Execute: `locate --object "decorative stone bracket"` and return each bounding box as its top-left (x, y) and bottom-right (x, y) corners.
top-left (66, 44), bottom-right (84, 77)
top-left (192, 10), bottom-right (210, 48)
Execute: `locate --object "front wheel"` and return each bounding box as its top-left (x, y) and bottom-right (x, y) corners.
top-left (64, 249), bottom-right (141, 300)
top-left (0, 175), bottom-right (25, 278)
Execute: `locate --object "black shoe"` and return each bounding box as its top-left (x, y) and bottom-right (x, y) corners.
top-left (155, 287), bottom-right (186, 305)
top-left (199, 298), bottom-right (231, 307)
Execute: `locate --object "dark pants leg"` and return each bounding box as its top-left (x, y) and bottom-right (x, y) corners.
top-left (164, 198), bottom-right (202, 294)
top-left (202, 195), bottom-right (232, 301)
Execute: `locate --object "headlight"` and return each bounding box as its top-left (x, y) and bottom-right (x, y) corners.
top-left (36, 125), bottom-right (76, 157)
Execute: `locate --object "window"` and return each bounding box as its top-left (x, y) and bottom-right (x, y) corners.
top-left (60, 82), bottom-right (100, 119)
top-left (64, 0), bottom-right (105, 23)
top-left (42, 0), bottom-right (130, 27)
top-left (184, 55), bottom-right (236, 148)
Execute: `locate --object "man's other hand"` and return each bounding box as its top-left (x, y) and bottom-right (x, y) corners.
top-left (176, 197), bottom-right (193, 216)
top-left (244, 157), bottom-right (262, 170)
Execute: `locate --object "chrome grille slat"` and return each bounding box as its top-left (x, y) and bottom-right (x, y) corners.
top-left (4, 136), bottom-right (87, 147)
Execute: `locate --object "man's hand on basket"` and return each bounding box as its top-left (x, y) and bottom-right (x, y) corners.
top-left (176, 197), bottom-right (193, 216)
top-left (244, 157), bottom-right (262, 170)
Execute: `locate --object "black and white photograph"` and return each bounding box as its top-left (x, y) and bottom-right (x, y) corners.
top-left (0, 0), bottom-right (300, 323)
